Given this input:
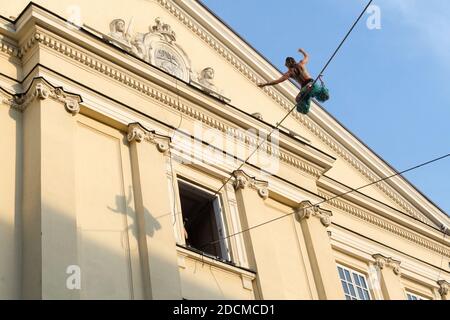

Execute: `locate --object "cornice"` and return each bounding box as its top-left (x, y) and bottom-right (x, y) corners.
top-left (294, 200), bottom-right (332, 227)
top-left (127, 122), bottom-right (171, 153)
top-left (2, 2), bottom-right (446, 227)
top-left (372, 253), bottom-right (402, 275)
top-left (14, 29), bottom-right (324, 179)
top-left (1, 77), bottom-right (82, 114)
top-left (319, 190), bottom-right (450, 258)
top-left (161, 0), bottom-right (442, 226)
top-left (232, 170), bottom-right (269, 200)
top-left (318, 175), bottom-right (437, 233)
top-left (0, 37), bottom-right (20, 58)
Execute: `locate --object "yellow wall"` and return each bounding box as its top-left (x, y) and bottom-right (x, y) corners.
top-left (0, 1), bottom-right (448, 300)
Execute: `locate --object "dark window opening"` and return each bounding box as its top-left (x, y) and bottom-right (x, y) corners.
top-left (178, 180), bottom-right (230, 261)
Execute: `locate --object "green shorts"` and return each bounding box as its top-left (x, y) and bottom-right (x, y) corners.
top-left (295, 82), bottom-right (330, 114)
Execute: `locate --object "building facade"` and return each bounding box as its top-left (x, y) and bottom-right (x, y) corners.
top-left (0, 0), bottom-right (449, 300)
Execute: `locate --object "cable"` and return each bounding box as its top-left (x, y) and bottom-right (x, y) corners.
top-left (168, 77), bottom-right (184, 226)
top-left (198, 153), bottom-right (450, 251)
top-left (184, 0), bottom-right (374, 223)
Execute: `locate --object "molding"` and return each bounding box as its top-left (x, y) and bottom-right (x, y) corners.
top-left (372, 253), bottom-right (401, 276)
top-left (294, 200), bottom-right (332, 227)
top-left (161, 0), bottom-right (446, 226)
top-left (0, 37), bottom-right (21, 58)
top-left (127, 122), bottom-right (171, 153)
top-left (2, 2), bottom-right (446, 226)
top-left (330, 227), bottom-right (447, 286)
top-left (232, 170), bottom-right (269, 200)
top-left (437, 280), bottom-right (449, 298)
top-left (2, 77), bottom-right (82, 114)
top-left (0, 88), bottom-right (14, 106)
top-left (14, 29), bottom-right (324, 178)
top-left (319, 190), bottom-right (450, 258)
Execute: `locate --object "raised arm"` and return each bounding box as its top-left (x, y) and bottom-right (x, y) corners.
top-left (298, 48), bottom-right (309, 66)
top-left (258, 72), bottom-right (290, 88)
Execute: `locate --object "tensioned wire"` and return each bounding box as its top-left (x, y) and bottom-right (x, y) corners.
top-left (168, 0), bottom-right (375, 229)
top-left (198, 153), bottom-right (450, 251)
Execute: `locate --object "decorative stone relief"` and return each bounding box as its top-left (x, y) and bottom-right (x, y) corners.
top-left (108, 19), bottom-right (131, 46)
top-left (294, 200), bottom-right (332, 227)
top-left (232, 170), bottom-right (269, 200)
top-left (105, 17), bottom-right (190, 82)
top-left (127, 122), bottom-right (171, 153)
top-left (105, 17), bottom-right (228, 100)
top-left (437, 280), bottom-right (449, 299)
top-left (9, 78), bottom-right (82, 115)
top-left (0, 89), bottom-right (14, 107)
top-left (190, 67), bottom-right (230, 103)
top-left (372, 254), bottom-right (401, 276)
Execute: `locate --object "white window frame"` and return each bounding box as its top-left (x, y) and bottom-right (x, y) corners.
top-left (337, 264), bottom-right (372, 300)
top-left (406, 291), bottom-right (429, 301)
top-left (174, 177), bottom-right (232, 262)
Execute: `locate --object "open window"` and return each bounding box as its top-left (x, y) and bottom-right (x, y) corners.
top-left (177, 179), bottom-right (231, 262)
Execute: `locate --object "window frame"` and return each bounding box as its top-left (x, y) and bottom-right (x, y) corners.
top-left (405, 291), bottom-right (429, 301)
top-left (173, 176), bottom-right (232, 262)
top-left (337, 264), bottom-right (372, 300)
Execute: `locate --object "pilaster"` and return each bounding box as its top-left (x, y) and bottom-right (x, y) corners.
top-left (127, 122), bottom-right (181, 300)
top-left (294, 200), bottom-right (344, 300)
top-left (20, 78), bottom-right (81, 299)
top-left (0, 89), bottom-right (22, 299)
top-left (372, 254), bottom-right (404, 300)
top-left (232, 170), bottom-right (283, 299)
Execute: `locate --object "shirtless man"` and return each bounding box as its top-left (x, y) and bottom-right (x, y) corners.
top-left (258, 48), bottom-right (329, 114)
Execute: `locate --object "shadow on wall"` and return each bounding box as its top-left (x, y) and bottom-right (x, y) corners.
top-left (6, 203), bottom-right (228, 300)
top-left (107, 186), bottom-right (161, 239)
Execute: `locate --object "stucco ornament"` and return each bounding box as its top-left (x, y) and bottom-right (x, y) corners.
top-left (151, 17), bottom-right (176, 43)
top-left (437, 280), bottom-right (449, 298)
top-left (232, 170), bottom-right (269, 200)
top-left (10, 78), bottom-right (82, 115)
top-left (105, 17), bottom-right (191, 82)
top-left (109, 19), bottom-right (131, 45)
top-left (294, 200), bottom-right (332, 227)
top-left (127, 123), bottom-right (171, 153)
top-left (191, 67), bottom-right (230, 102)
top-left (372, 254), bottom-right (402, 275)
top-left (105, 18), bottom-right (228, 101)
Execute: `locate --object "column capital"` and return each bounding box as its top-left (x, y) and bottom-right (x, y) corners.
top-left (12, 77), bottom-right (82, 115)
top-left (437, 280), bottom-right (449, 298)
top-left (232, 170), bottom-right (269, 200)
top-left (372, 254), bottom-right (401, 276)
top-left (127, 122), bottom-right (171, 153)
top-left (0, 88), bottom-right (14, 107)
top-left (294, 200), bottom-right (332, 227)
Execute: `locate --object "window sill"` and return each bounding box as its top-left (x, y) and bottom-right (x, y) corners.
top-left (176, 244), bottom-right (256, 276)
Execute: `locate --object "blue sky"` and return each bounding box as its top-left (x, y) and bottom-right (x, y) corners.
top-left (201, 0), bottom-right (450, 215)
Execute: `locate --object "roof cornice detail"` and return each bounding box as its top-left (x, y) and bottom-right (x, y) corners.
top-left (1, 76), bottom-right (82, 114)
top-left (1, 2), bottom-right (447, 226)
top-left (319, 189), bottom-right (450, 258)
top-left (160, 0), bottom-right (448, 227)
top-left (2, 28), bottom-right (328, 179)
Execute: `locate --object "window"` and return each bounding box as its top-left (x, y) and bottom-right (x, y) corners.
top-left (406, 292), bottom-right (428, 300)
top-left (177, 179), bottom-right (230, 262)
top-left (337, 265), bottom-right (372, 300)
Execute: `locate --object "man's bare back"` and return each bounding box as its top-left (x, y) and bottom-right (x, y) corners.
top-left (258, 48), bottom-right (313, 89)
top-left (257, 48), bottom-right (330, 115)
